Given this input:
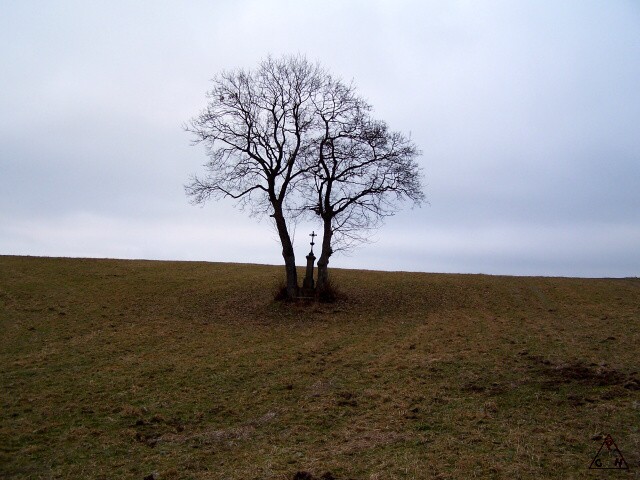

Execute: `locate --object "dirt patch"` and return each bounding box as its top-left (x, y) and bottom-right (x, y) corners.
top-left (335, 391), bottom-right (358, 407)
top-left (527, 356), bottom-right (639, 390)
top-left (293, 471), bottom-right (355, 480)
top-left (462, 381), bottom-right (507, 395)
top-left (141, 411), bottom-right (277, 447)
top-left (131, 415), bottom-right (185, 447)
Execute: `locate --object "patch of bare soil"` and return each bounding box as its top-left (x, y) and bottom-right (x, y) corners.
top-left (462, 380), bottom-right (507, 395)
top-left (527, 355), bottom-right (640, 391)
top-left (292, 471), bottom-right (355, 480)
top-left (132, 412), bottom-right (277, 448)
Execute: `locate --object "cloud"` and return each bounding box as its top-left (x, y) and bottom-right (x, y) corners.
top-left (1, 0), bottom-right (639, 276)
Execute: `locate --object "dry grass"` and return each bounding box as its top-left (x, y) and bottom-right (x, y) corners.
top-left (1, 255), bottom-right (639, 479)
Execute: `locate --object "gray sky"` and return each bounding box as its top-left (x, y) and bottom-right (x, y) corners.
top-left (1, 0), bottom-right (639, 277)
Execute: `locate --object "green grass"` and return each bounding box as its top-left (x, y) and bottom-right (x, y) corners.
top-left (1, 255), bottom-right (639, 479)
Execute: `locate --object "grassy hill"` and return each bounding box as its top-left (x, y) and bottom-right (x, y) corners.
top-left (1, 255), bottom-right (639, 479)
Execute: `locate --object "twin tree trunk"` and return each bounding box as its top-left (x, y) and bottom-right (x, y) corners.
top-left (275, 204), bottom-right (332, 298)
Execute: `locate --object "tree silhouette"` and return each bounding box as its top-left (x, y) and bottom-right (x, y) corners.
top-left (186, 55), bottom-right (424, 298)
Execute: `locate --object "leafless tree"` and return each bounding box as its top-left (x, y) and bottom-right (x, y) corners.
top-left (301, 79), bottom-right (424, 291)
top-left (185, 55), bottom-right (325, 298)
top-left (186, 55), bottom-right (424, 298)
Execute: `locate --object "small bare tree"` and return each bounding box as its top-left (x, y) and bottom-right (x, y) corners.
top-left (302, 79), bottom-right (424, 291)
top-left (185, 55), bottom-right (325, 298)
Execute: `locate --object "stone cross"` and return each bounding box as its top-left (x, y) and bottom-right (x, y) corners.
top-left (309, 231), bottom-right (317, 253)
top-left (303, 231), bottom-right (317, 290)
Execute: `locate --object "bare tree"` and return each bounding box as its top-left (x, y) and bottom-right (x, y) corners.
top-left (186, 55), bottom-right (423, 298)
top-left (302, 79), bottom-right (424, 291)
top-left (185, 55), bottom-right (325, 298)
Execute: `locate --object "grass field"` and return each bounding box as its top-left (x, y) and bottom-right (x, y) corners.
top-left (1, 255), bottom-right (639, 479)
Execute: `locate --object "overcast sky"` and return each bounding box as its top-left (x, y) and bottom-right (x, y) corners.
top-left (1, 1), bottom-right (639, 277)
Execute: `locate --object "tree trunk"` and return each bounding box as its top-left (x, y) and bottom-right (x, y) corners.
top-left (272, 207), bottom-right (298, 298)
top-left (316, 217), bottom-right (333, 292)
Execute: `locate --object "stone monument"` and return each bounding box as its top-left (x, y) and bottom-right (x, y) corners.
top-left (302, 231), bottom-right (317, 290)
